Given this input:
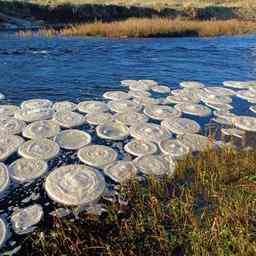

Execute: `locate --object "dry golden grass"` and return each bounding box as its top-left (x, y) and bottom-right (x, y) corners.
top-left (21, 18), bottom-right (256, 38)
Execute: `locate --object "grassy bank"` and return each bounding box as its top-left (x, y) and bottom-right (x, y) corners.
top-left (20, 18), bottom-right (256, 38)
top-left (21, 147), bottom-right (256, 255)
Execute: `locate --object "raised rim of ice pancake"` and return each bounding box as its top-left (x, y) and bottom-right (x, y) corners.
top-left (54, 129), bottom-right (91, 150)
top-left (114, 111), bottom-right (149, 126)
top-left (18, 138), bottom-right (60, 161)
top-left (45, 164), bottom-right (106, 206)
top-left (103, 160), bottom-right (138, 183)
top-left (174, 103), bottom-right (211, 117)
top-left (8, 158), bottom-right (48, 183)
top-left (78, 144), bottom-right (118, 168)
top-left (180, 81), bottom-right (205, 89)
top-left (78, 101), bottom-right (109, 114)
top-left (103, 91), bottom-right (131, 101)
top-left (151, 85), bottom-right (171, 94)
top-left (86, 112), bottom-right (113, 125)
top-left (108, 100), bottom-right (142, 113)
top-left (15, 108), bottom-right (54, 123)
top-left (96, 122), bottom-right (130, 141)
top-left (0, 218), bottom-right (7, 248)
top-left (21, 99), bottom-right (52, 110)
top-left (53, 111), bottom-right (85, 128)
top-left (22, 120), bottom-right (60, 139)
top-left (124, 139), bottom-right (158, 157)
top-left (0, 117), bottom-right (26, 135)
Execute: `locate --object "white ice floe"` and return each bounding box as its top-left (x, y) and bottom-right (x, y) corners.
top-left (0, 117), bottom-right (26, 135)
top-left (175, 103), bottom-right (211, 117)
top-left (45, 165), bottom-right (105, 206)
top-left (151, 85), bottom-right (170, 94)
top-left (233, 116), bottom-right (256, 132)
top-left (0, 105), bottom-right (19, 118)
top-left (53, 101), bottom-right (77, 112)
top-left (223, 80), bottom-right (256, 89)
top-left (204, 87), bottom-right (236, 96)
top-left (78, 101), bottom-right (109, 113)
top-left (15, 108), bottom-right (54, 123)
top-left (108, 100), bottom-right (142, 113)
top-left (78, 145), bottom-right (117, 168)
top-left (9, 158), bottom-right (48, 183)
top-left (161, 118), bottom-right (200, 135)
top-left (11, 204), bottom-right (43, 234)
top-left (103, 91), bottom-right (131, 101)
top-left (53, 111), bottom-right (85, 128)
top-left (55, 129), bottom-right (91, 150)
top-left (221, 128), bottom-right (245, 138)
top-left (104, 161), bottom-right (138, 183)
top-left (180, 81), bottom-right (205, 89)
top-left (22, 120), bottom-right (60, 139)
top-left (114, 112), bottom-right (148, 126)
top-left (236, 90), bottom-right (256, 103)
top-left (124, 140), bottom-right (158, 157)
top-left (21, 99), bottom-right (52, 110)
top-left (96, 122), bottom-right (129, 141)
top-left (18, 139), bottom-right (60, 161)
top-left (86, 112), bottom-right (113, 125)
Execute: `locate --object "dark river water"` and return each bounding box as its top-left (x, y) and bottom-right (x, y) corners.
top-left (0, 33), bottom-right (256, 254)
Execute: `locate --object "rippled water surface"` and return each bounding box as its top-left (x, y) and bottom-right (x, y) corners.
top-left (0, 33), bottom-right (256, 254)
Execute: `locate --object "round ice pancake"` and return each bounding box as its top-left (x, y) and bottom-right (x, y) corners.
top-left (134, 155), bottom-right (175, 176)
top-left (124, 140), bottom-right (158, 157)
top-left (18, 139), bottom-right (60, 161)
top-left (0, 105), bottom-right (19, 118)
top-left (204, 87), bottom-right (236, 96)
top-left (103, 91), bottom-right (131, 101)
top-left (236, 90), bottom-right (256, 103)
top-left (0, 117), bottom-right (26, 135)
top-left (53, 101), bottom-right (77, 112)
top-left (144, 105), bottom-right (181, 121)
top-left (21, 99), bottom-right (52, 110)
top-left (161, 117), bottom-right (200, 135)
top-left (114, 112), bottom-right (148, 126)
top-left (53, 111), bottom-right (85, 128)
top-left (179, 134), bottom-right (213, 152)
top-left (133, 96), bottom-right (163, 106)
top-left (96, 122), bottom-right (129, 141)
top-left (130, 123), bottom-right (171, 143)
top-left (175, 103), bottom-right (211, 117)
top-left (223, 80), bottom-right (256, 89)
top-left (45, 164), bottom-right (106, 206)
top-left (221, 128), bottom-right (245, 138)
top-left (180, 81), bottom-right (205, 89)
top-left (78, 145), bottom-right (117, 168)
top-left (0, 218), bottom-right (7, 248)
top-left (159, 139), bottom-right (190, 159)
top-left (11, 204), bottom-right (43, 234)
top-left (201, 94), bottom-right (232, 105)
top-left (0, 135), bottom-right (24, 161)
top-left (104, 161), bottom-right (138, 183)
top-left (129, 81), bottom-right (152, 91)
top-left (78, 101), bottom-right (109, 114)
top-left (166, 94), bottom-right (200, 104)
top-left (204, 102), bottom-right (233, 112)
top-left (233, 116), bottom-right (256, 132)
top-left (86, 112), bottom-right (113, 125)
top-left (108, 100), bottom-right (142, 113)
top-left (55, 129), bottom-right (91, 150)
top-left (22, 120), bottom-right (60, 139)
top-left (128, 90), bottom-right (151, 98)
top-left (9, 158), bottom-right (48, 183)
top-left (15, 108), bottom-right (54, 123)
top-left (151, 85), bottom-right (170, 94)
top-left (0, 163), bottom-right (9, 193)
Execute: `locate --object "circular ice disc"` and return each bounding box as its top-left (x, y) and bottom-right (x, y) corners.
top-left (204, 87), bottom-right (236, 96)
top-left (133, 96), bottom-right (163, 106)
top-left (236, 90), bottom-right (256, 103)
top-left (129, 81), bottom-right (152, 92)
top-left (104, 161), bottom-right (138, 183)
top-left (114, 112), bottom-right (148, 126)
top-left (213, 110), bottom-right (237, 121)
top-left (86, 112), bottom-right (113, 125)
top-left (234, 116), bottom-right (256, 132)
top-left (108, 100), bottom-right (142, 113)
top-left (53, 111), bottom-right (85, 128)
top-left (130, 123), bottom-right (171, 143)
top-left (223, 80), bottom-right (255, 89)
top-left (201, 94), bottom-right (232, 105)
top-left (144, 105), bottom-right (181, 121)
top-left (22, 120), bottom-right (60, 139)
top-left (204, 102), bottom-right (233, 112)
top-left (0, 117), bottom-right (26, 135)
top-left (0, 105), bottom-right (19, 118)
top-left (128, 90), bottom-right (151, 98)
top-left (121, 80), bottom-right (138, 87)
top-left (180, 81), bottom-right (205, 89)
top-left (211, 117), bottom-right (234, 126)
top-left (9, 158), bottom-right (48, 183)
top-left (151, 85), bottom-right (170, 94)
top-left (166, 94), bottom-right (201, 104)
top-left (0, 218), bottom-right (7, 248)
top-left (21, 99), bottom-right (52, 110)
top-left (124, 140), bottom-right (158, 157)
top-left (159, 139), bottom-right (189, 159)
top-left (96, 122), bottom-right (129, 141)
top-left (0, 163), bottom-right (10, 193)
top-left (175, 103), bottom-right (211, 117)
top-left (78, 101), bottom-right (109, 114)
top-left (0, 135), bottom-right (24, 161)
top-left (221, 128), bottom-right (245, 138)
top-left (179, 134), bottom-right (213, 152)
top-left (15, 108), bottom-right (54, 123)
top-left (161, 118), bottom-right (200, 135)
top-left (18, 139), bottom-right (60, 161)
top-left (11, 204), bottom-right (43, 235)
top-left (250, 105), bottom-right (256, 114)
top-left (53, 101), bottom-right (77, 112)
top-left (55, 129), bottom-right (91, 150)
top-left (45, 164), bottom-right (106, 206)
top-left (134, 155), bottom-right (175, 176)
top-left (103, 91), bottom-right (131, 101)
top-left (78, 145), bottom-right (117, 168)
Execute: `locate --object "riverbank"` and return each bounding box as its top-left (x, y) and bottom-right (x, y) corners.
top-left (21, 147), bottom-right (256, 255)
top-left (19, 18), bottom-right (256, 38)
